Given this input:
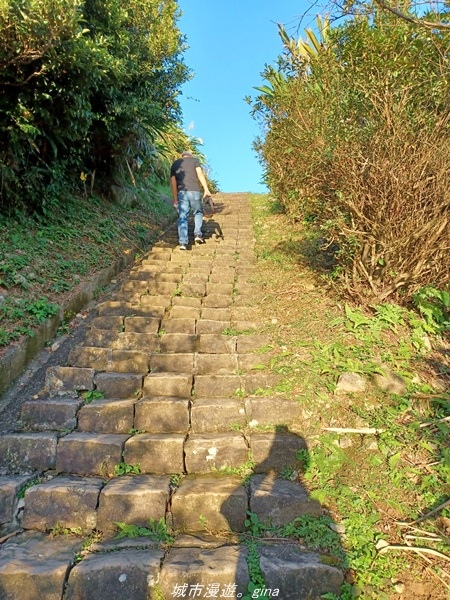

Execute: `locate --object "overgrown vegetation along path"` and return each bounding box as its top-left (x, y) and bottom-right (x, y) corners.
top-left (0, 193), bottom-right (449, 599)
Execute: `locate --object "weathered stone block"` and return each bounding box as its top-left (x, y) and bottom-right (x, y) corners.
top-left (110, 332), bottom-right (159, 352)
top-left (0, 475), bottom-right (33, 524)
top-left (134, 398), bottom-right (189, 433)
top-left (200, 308), bottom-right (231, 321)
top-left (77, 399), bottom-right (135, 433)
top-left (110, 350), bottom-right (149, 374)
top-left (138, 261), bottom-right (164, 271)
top-left (159, 546), bottom-right (249, 598)
top-left (251, 433), bottom-right (307, 474)
top-left (94, 373), bottom-right (142, 398)
top-left (124, 316), bottom-right (160, 334)
top-left (0, 433), bottom-right (58, 474)
top-left (143, 373), bottom-right (193, 398)
top-left (126, 305), bottom-right (166, 319)
top-left (68, 347), bottom-right (111, 370)
top-left (196, 320), bottom-right (230, 335)
top-left (372, 369), bottom-right (407, 395)
top-left (171, 475), bottom-right (247, 534)
top-left (184, 433), bottom-right (248, 474)
top-left (150, 353), bottom-right (194, 374)
top-left (45, 367), bottom-right (95, 393)
top-left (147, 281), bottom-right (178, 295)
top-left (137, 258), bottom-right (163, 279)
top-left (172, 297), bottom-right (201, 307)
top-left (56, 433), bottom-right (129, 477)
top-left (194, 375), bottom-right (241, 398)
top-left (159, 334), bottom-right (198, 354)
top-left (0, 531), bottom-right (82, 600)
top-left (123, 434), bottom-right (184, 474)
top-left (90, 316), bottom-right (124, 331)
top-left (97, 301), bottom-right (133, 316)
top-left (258, 544), bottom-right (344, 599)
top-left (206, 283), bottom-right (233, 296)
top-left (209, 268), bottom-right (235, 283)
top-left (182, 273), bottom-right (209, 284)
top-left (97, 474), bottom-right (170, 533)
top-left (137, 295), bottom-right (171, 309)
top-left (178, 283), bottom-right (206, 298)
top-left (154, 272), bottom-right (183, 283)
top-left (169, 306), bottom-right (201, 319)
top-left (22, 475), bottom-right (103, 533)
top-left (120, 280), bottom-right (149, 293)
top-left (245, 397), bottom-right (302, 428)
top-left (191, 398), bottom-right (246, 433)
top-left (65, 548), bottom-right (164, 600)
top-left (249, 474), bottom-right (321, 526)
top-left (336, 372), bottom-right (367, 393)
top-left (198, 334), bottom-right (236, 354)
top-left (195, 354), bottom-right (238, 375)
top-left (160, 318), bottom-right (196, 334)
top-left (83, 330), bottom-right (119, 347)
top-left (202, 295), bottom-right (232, 309)
top-left (20, 397), bottom-right (83, 431)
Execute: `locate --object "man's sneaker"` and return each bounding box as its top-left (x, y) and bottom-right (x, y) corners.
top-left (179, 244), bottom-right (187, 251)
top-left (194, 236), bottom-right (204, 245)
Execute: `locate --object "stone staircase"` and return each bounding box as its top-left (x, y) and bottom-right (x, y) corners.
top-left (0, 194), bottom-right (344, 600)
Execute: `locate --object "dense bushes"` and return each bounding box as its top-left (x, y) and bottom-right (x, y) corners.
top-left (252, 10), bottom-right (450, 302)
top-left (0, 0), bottom-right (189, 213)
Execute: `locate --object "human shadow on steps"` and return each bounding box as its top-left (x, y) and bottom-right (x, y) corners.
top-left (161, 426), bottom-right (347, 600)
top-left (218, 425), bottom-right (347, 600)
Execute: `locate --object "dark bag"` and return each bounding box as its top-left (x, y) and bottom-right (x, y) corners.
top-left (203, 195), bottom-right (215, 217)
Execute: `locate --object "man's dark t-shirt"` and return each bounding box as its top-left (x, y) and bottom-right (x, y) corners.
top-left (170, 156), bottom-right (201, 192)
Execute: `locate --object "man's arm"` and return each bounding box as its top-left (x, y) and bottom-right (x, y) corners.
top-left (170, 175), bottom-right (178, 208)
top-left (195, 166), bottom-right (211, 197)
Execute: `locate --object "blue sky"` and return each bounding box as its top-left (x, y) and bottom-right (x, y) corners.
top-left (177, 1), bottom-right (316, 193)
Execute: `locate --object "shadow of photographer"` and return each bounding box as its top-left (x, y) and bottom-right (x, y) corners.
top-left (218, 425), bottom-right (347, 600)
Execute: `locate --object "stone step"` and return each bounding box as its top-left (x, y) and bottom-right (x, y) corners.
top-left (77, 399), bottom-right (135, 434)
top-left (21, 475), bottom-right (103, 534)
top-left (0, 474), bottom-right (34, 531)
top-left (170, 474), bottom-right (247, 534)
top-left (0, 531), bottom-right (83, 600)
top-left (122, 433), bottom-right (185, 474)
top-left (68, 347), bottom-right (150, 374)
top-left (14, 469), bottom-right (321, 537)
top-left (55, 432), bottom-right (129, 477)
top-left (190, 398), bottom-right (246, 433)
top-left (134, 397), bottom-right (189, 433)
top-left (0, 433), bottom-right (58, 475)
top-left (96, 473), bottom-right (170, 535)
top-left (184, 433), bottom-right (249, 474)
top-left (20, 396), bottom-right (83, 431)
top-left (0, 540), bottom-right (342, 600)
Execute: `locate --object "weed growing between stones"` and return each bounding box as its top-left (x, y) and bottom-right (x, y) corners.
top-left (81, 390), bottom-right (104, 404)
top-left (113, 462), bottom-right (141, 477)
top-left (17, 476), bottom-right (44, 499)
top-left (114, 518), bottom-right (174, 544)
top-left (49, 523), bottom-right (84, 537)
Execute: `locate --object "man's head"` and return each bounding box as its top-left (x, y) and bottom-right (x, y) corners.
top-left (181, 151), bottom-right (193, 158)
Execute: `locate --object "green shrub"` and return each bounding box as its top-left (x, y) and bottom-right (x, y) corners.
top-left (252, 11), bottom-right (450, 304)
